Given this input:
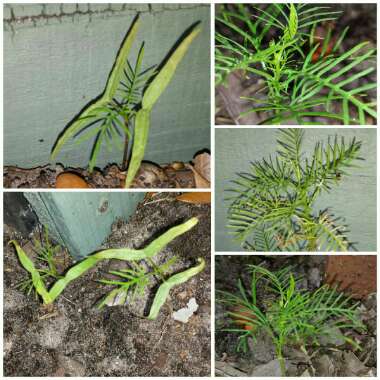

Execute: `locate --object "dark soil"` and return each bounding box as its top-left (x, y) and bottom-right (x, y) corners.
top-left (3, 193), bottom-right (211, 376)
top-left (215, 4), bottom-right (377, 125)
top-left (215, 255), bottom-right (377, 377)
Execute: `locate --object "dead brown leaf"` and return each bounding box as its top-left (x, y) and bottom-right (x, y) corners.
top-left (176, 192), bottom-right (211, 204)
top-left (185, 152), bottom-right (211, 188)
top-left (193, 152), bottom-right (210, 182)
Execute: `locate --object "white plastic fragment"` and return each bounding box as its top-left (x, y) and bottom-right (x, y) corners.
top-left (172, 297), bottom-right (198, 323)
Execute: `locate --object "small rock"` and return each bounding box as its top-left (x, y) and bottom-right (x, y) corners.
top-left (282, 347), bottom-right (308, 362)
top-left (308, 267), bottom-right (321, 288)
top-left (339, 351), bottom-right (369, 376)
top-left (248, 329), bottom-right (276, 364)
top-left (172, 298), bottom-right (198, 323)
top-left (357, 303), bottom-right (377, 335)
top-left (215, 361), bottom-right (247, 377)
top-left (359, 336), bottom-right (376, 367)
top-left (300, 368), bottom-right (311, 376)
top-left (364, 315), bottom-right (376, 336)
top-left (313, 354), bottom-right (335, 376)
top-left (249, 359), bottom-right (288, 377)
top-left (364, 293), bottom-right (377, 312)
top-left (365, 368), bottom-right (377, 376)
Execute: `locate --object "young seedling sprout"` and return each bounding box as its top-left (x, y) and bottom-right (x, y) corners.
top-left (12, 217), bottom-right (205, 319)
top-left (16, 226), bottom-right (62, 298)
top-left (218, 264), bottom-right (365, 376)
top-left (227, 128), bottom-right (363, 251)
top-left (216, 4), bottom-right (376, 125)
top-left (51, 16), bottom-right (202, 187)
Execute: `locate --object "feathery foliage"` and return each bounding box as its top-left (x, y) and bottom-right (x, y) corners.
top-left (227, 129), bottom-right (363, 251)
top-left (218, 264), bottom-right (365, 376)
top-left (97, 256), bottom-right (178, 309)
top-left (51, 17), bottom-right (200, 187)
top-left (216, 4), bottom-right (376, 125)
top-left (16, 226), bottom-right (62, 298)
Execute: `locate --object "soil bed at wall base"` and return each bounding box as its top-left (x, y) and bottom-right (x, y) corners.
top-left (4, 194), bottom-right (211, 376)
top-left (4, 152), bottom-right (210, 189)
top-left (4, 162), bottom-right (196, 189)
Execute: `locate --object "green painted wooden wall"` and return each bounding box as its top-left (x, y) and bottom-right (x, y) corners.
top-left (4, 4), bottom-right (210, 169)
top-left (25, 192), bottom-right (145, 259)
top-left (215, 128), bottom-right (377, 252)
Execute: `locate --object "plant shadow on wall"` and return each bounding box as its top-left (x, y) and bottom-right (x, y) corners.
top-left (215, 256), bottom-right (377, 377)
top-left (215, 4), bottom-right (377, 125)
top-left (4, 193), bottom-right (211, 376)
top-left (226, 129), bottom-right (363, 252)
top-left (48, 16), bottom-right (209, 189)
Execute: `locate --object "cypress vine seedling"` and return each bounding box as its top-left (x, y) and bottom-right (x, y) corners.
top-left (97, 256), bottom-right (179, 309)
top-left (12, 218), bottom-right (205, 319)
top-left (16, 226), bottom-right (62, 298)
top-left (51, 17), bottom-right (201, 187)
top-left (216, 4), bottom-right (376, 125)
top-left (227, 129), bottom-right (362, 251)
top-left (218, 265), bottom-right (365, 376)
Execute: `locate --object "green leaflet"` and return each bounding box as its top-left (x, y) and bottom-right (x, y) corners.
top-left (50, 17), bottom-right (140, 160)
top-left (124, 26), bottom-right (201, 188)
top-left (147, 257), bottom-right (206, 320)
top-left (12, 217), bottom-right (199, 313)
top-left (11, 240), bottom-right (53, 304)
top-left (124, 109), bottom-right (150, 188)
top-left (142, 26), bottom-right (201, 110)
top-left (104, 17), bottom-right (140, 101)
top-left (283, 4), bottom-right (298, 41)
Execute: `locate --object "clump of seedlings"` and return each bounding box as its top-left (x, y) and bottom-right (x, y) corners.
top-left (98, 256), bottom-right (179, 309)
top-left (16, 226), bottom-right (63, 298)
top-left (216, 4), bottom-right (376, 125)
top-left (12, 217), bottom-right (205, 319)
top-left (227, 128), bottom-right (362, 251)
top-left (218, 265), bottom-right (365, 376)
top-left (51, 16), bottom-right (201, 187)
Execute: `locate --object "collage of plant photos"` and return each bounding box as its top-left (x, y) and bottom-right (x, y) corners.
top-left (2, 1), bottom-right (378, 378)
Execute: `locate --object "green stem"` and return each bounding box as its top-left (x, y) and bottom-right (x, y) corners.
top-left (276, 344), bottom-right (287, 376)
top-left (121, 118), bottom-right (130, 171)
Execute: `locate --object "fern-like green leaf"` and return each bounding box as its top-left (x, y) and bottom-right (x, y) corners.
top-left (51, 17), bottom-right (140, 160)
top-left (226, 129), bottom-right (362, 251)
top-left (216, 4), bottom-right (376, 125)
